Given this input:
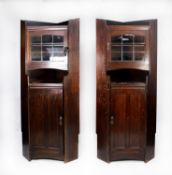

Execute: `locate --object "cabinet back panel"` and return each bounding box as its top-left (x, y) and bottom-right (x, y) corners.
top-left (28, 69), bottom-right (67, 84)
top-left (108, 69), bottom-right (148, 83)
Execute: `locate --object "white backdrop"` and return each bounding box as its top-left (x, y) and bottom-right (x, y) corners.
top-left (0, 0), bottom-right (172, 174)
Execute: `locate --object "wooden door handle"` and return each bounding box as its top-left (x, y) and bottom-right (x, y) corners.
top-left (110, 115), bottom-right (114, 125)
top-left (59, 116), bottom-right (63, 126)
top-left (107, 42), bottom-right (110, 50)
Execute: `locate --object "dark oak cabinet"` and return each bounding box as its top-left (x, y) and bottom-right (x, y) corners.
top-left (96, 19), bottom-right (157, 162)
top-left (21, 19), bottom-right (79, 162)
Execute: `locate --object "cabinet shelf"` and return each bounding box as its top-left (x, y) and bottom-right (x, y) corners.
top-left (32, 44), bottom-right (64, 46)
top-left (29, 83), bottom-right (63, 87)
top-left (111, 51), bottom-right (145, 53)
top-left (31, 51), bottom-right (65, 54)
top-left (112, 43), bottom-right (145, 46)
top-left (111, 82), bottom-right (146, 87)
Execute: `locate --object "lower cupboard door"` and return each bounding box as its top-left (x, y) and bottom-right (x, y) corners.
top-left (110, 85), bottom-right (146, 161)
top-left (29, 86), bottom-right (63, 160)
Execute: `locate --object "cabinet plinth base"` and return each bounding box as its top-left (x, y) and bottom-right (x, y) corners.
top-left (29, 146), bottom-right (64, 161)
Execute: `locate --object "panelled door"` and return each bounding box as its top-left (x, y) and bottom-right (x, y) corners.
top-left (110, 84), bottom-right (146, 160)
top-left (29, 85), bottom-right (63, 160)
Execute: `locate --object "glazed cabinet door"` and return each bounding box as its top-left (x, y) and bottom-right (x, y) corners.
top-left (29, 86), bottom-right (63, 160)
top-left (110, 84), bottom-right (146, 160)
top-left (106, 26), bottom-right (150, 71)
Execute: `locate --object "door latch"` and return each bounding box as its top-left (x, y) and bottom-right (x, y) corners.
top-left (107, 42), bottom-right (110, 50)
top-left (59, 116), bottom-right (63, 126)
top-left (110, 115), bottom-right (114, 125)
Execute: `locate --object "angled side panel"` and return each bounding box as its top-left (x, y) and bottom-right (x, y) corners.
top-left (64, 19), bottom-right (79, 162)
top-left (96, 19), bottom-right (110, 162)
top-left (145, 20), bottom-right (157, 162)
top-left (126, 19), bottom-right (157, 161)
top-left (21, 21), bottom-right (30, 160)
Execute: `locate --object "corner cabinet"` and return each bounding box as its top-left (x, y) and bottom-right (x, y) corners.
top-left (21, 19), bottom-right (79, 162)
top-left (96, 19), bottom-right (157, 162)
